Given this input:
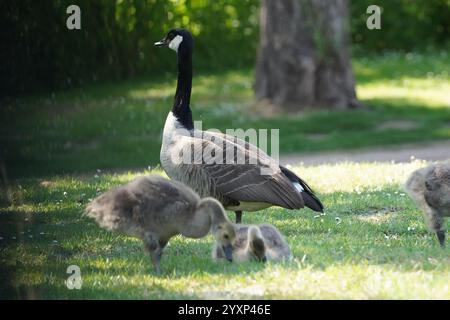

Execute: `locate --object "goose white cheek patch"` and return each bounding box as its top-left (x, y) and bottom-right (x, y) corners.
top-left (169, 35), bottom-right (183, 52)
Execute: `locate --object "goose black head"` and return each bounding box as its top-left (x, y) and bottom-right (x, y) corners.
top-left (154, 28), bottom-right (194, 53)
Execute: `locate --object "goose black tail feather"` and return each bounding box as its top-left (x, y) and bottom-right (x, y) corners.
top-left (279, 165), bottom-right (324, 212)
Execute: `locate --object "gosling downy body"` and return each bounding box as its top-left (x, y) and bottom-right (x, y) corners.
top-left (155, 28), bottom-right (323, 224)
top-left (213, 224), bottom-right (291, 263)
top-left (85, 175), bottom-right (235, 273)
top-left (405, 162), bottom-right (450, 247)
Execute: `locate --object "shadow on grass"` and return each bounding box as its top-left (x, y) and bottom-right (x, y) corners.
top-left (2, 96), bottom-right (450, 180)
top-left (1, 174), bottom-right (448, 299)
top-left (2, 49), bottom-right (450, 180)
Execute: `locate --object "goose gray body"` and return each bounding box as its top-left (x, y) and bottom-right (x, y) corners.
top-left (405, 162), bottom-right (450, 247)
top-left (213, 224), bottom-right (291, 263)
top-left (85, 175), bottom-right (235, 272)
top-left (161, 112), bottom-right (305, 209)
top-left (156, 28), bottom-right (323, 223)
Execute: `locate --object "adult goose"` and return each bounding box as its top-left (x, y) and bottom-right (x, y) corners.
top-left (155, 28), bottom-right (324, 223)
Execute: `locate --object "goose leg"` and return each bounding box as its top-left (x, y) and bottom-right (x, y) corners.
top-left (235, 211), bottom-right (243, 224)
top-left (144, 232), bottom-right (162, 274)
top-left (151, 248), bottom-right (163, 274)
top-left (436, 230), bottom-right (446, 248)
top-left (429, 212), bottom-right (445, 247)
top-left (154, 239), bottom-right (168, 272)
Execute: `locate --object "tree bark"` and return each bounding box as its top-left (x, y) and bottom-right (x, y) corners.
top-left (255, 0), bottom-right (363, 111)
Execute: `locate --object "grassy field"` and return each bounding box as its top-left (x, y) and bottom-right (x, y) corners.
top-left (1, 51), bottom-right (450, 178)
top-left (0, 161), bottom-right (449, 299)
top-left (1, 51), bottom-right (449, 299)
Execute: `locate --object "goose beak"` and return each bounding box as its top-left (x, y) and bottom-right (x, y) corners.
top-left (154, 38), bottom-right (169, 47)
top-left (223, 244), bottom-right (233, 262)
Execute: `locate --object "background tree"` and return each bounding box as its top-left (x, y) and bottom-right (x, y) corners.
top-left (255, 0), bottom-right (363, 111)
top-left (1, 0), bottom-right (448, 97)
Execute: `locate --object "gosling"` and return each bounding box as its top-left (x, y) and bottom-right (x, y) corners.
top-left (405, 162), bottom-right (450, 247)
top-left (85, 175), bottom-right (236, 273)
top-left (213, 224), bottom-right (291, 263)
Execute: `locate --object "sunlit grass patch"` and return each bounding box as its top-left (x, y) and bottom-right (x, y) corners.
top-left (1, 161), bottom-right (449, 299)
top-left (358, 80), bottom-right (450, 108)
top-left (291, 160), bottom-right (428, 194)
top-left (355, 51), bottom-right (450, 109)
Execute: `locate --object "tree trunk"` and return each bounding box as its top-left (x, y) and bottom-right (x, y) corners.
top-left (255, 0), bottom-right (363, 111)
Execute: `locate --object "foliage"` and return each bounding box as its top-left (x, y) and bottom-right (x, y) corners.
top-left (1, 0), bottom-right (259, 96)
top-left (350, 0), bottom-right (450, 53)
top-left (1, 0), bottom-right (449, 96)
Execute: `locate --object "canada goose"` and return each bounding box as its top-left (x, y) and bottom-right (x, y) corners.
top-left (213, 224), bottom-right (291, 263)
top-left (405, 162), bottom-right (450, 247)
top-left (154, 28), bottom-right (324, 223)
top-left (85, 175), bottom-right (236, 273)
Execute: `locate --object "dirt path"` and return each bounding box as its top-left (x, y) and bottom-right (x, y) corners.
top-left (280, 140), bottom-right (450, 166)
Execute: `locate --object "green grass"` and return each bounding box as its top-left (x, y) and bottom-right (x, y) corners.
top-left (1, 51), bottom-right (449, 299)
top-left (1, 51), bottom-right (450, 178)
top-left (0, 161), bottom-right (449, 299)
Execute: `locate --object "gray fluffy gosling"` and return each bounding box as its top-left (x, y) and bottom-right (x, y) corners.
top-left (213, 224), bottom-right (291, 263)
top-left (405, 162), bottom-right (450, 247)
top-left (86, 175), bottom-right (236, 273)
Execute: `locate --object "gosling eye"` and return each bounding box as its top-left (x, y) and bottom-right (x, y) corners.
top-left (224, 234), bottom-right (229, 240)
top-left (425, 181), bottom-right (433, 191)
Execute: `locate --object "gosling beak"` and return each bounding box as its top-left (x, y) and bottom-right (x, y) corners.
top-left (223, 244), bottom-right (233, 262)
top-left (154, 37), bottom-right (169, 47)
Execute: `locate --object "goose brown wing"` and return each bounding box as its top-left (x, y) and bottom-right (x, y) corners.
top-left (206, 163), bottom-right (305, 209)
top-left (193, 133), bottom-right (305, 209)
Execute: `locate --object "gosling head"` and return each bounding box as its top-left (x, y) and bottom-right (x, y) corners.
top-left (154, 28), bottom-right (193, 53)
top-left (197, 198), bottom-right (235, 262)
top-left (248, 226), bottom-right (267, 263)
top-left (213, 223), bottom-right (236, 263)
top-left (424, 164), bottom-right (450, 210)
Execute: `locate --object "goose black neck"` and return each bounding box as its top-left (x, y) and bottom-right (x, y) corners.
top-left (172, 49), bottom-right (194, 130)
